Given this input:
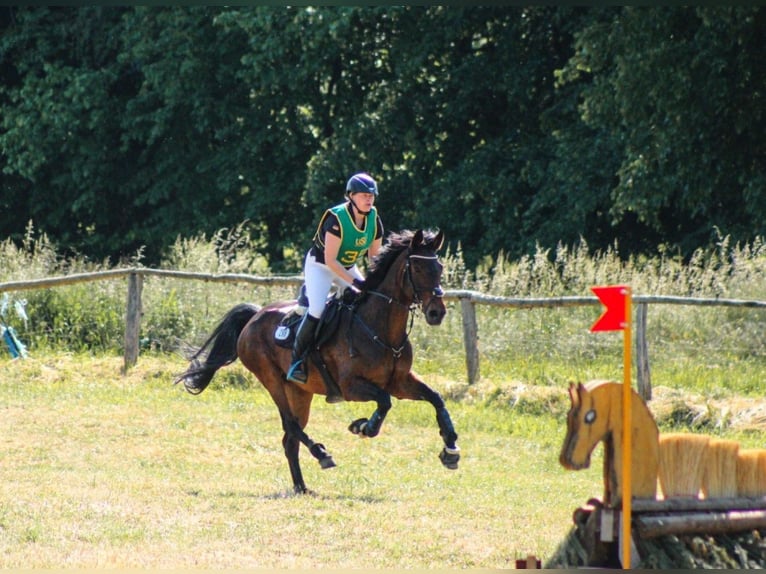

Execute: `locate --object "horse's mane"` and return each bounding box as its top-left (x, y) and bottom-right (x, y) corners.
top-left (364, 229), bottom-right (439, 291)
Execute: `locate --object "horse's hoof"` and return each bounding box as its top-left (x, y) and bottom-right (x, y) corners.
top-left (348, 418), bottom-right (368, 437)
top-left (319, 456), bottom-right (336, 469)
top-left (439, 447), bottom-right (460, 470)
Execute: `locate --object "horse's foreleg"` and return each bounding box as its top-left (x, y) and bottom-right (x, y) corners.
top-left (435, 404), bottom-right (460, 469)
top-left (391, 371), bottom-right (460, 470)
top-left (346, 382), bottom-right (392, 439)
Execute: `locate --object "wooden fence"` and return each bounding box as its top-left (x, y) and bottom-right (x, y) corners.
top-left (2, 268), bottom-right (765, 397)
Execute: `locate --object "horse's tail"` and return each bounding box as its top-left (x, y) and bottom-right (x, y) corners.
top-left (174, 303), bottom-right (260, 395)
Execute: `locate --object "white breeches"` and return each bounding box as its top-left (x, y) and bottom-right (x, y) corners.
top-left (303, 251), bottom-right (364, 319)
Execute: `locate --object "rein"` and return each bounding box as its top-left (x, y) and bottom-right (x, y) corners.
top-left (351, 308), bottom-right (415, 359)
top-left (348, 249), bottom-right (441, 359)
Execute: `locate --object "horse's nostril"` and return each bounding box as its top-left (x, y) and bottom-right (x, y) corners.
top-left (428, 309), bottom-right (445, 323)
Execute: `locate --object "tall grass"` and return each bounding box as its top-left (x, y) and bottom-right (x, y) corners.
top-left (2, 226), bottom-right (766, 567)
top-left (1, 223), bottom-right (765, 400)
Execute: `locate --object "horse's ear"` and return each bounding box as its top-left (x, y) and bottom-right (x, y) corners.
top-left (576, 382), bottom-right (588, 405)
top-left (434, 230), bottom-right (445, 252)
top-left (568, 381), bottom-right (579, 408)
top-left (411, 229), bottom-right (424, 248)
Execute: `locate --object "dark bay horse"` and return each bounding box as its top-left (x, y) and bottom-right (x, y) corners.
top-left (175, 229), bottom-right (460, 493)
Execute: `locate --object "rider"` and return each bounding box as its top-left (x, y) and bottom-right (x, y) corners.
top-left (286, 172), bottom-right (384, 387)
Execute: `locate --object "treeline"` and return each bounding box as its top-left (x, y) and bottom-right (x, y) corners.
top-left (0, 6), bottom-right (763, 270)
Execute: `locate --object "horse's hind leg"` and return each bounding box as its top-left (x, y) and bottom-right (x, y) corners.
top-left (281, 425), bottom-right (334, 494)
top-left (277, 394), bottom-right (336, 494)
top-left (240, 332), bottom-right (335, 494)
top-left (282, 429), bottom-right (308, 494)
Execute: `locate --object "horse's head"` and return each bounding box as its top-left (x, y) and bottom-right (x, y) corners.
top-left (559, 381), bottom-right (614, 470)
top-left (406, 229), bottom-right (447, 325)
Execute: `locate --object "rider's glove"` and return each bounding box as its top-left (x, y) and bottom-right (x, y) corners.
top-left (342, 286), bottom-right (360, 305)
top-left (352, 278), bottom-right (365, 291)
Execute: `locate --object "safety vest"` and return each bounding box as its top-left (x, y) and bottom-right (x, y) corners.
top-left (317, 203), bottom-right (377, 267)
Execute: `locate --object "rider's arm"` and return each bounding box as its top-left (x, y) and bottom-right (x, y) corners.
top-left (367, 237), bottom-right (382, 261)
top-left (366, 215), bottom-right (384, 262)
top-left (323, 232), bottom-right (358, 287)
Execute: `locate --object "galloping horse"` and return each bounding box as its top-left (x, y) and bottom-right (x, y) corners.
top-left (175, 229), bottom-right (460, 493)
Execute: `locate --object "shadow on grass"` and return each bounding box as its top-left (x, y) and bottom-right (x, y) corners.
top-left (184, 488), bottom-right (387, 503)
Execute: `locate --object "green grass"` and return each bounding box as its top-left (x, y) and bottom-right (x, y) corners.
top-left (0, 353), bottom-right (600, 568)
top-left (1, 227), bottom-right (766, 567)
top-left (2, 350), bottom-right (766, 568)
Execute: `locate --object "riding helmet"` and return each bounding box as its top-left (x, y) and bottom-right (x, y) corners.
top-left (345, 173), bottom-right (378, 196)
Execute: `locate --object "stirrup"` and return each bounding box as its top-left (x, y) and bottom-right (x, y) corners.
top-left (286, 360), bottom-right (307, 384)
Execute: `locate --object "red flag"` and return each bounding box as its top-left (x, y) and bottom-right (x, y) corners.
top-left (590, 285), bottom-right (628, 332)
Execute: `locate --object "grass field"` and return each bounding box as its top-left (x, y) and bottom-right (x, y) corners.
top-left (1, 353), bottom-right (603, 569)
top-left (2, 229), bottom-right (765, 568)
top-left (4, 350), bottom-right (766, 568)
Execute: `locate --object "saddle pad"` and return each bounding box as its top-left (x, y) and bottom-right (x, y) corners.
top-left (273, 296), bottom-right (347, 350)
top-left (274, 311), bottom-right (302, 349)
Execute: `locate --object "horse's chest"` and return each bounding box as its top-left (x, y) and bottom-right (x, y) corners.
top-left (332, 346), bottom-right (412, 385)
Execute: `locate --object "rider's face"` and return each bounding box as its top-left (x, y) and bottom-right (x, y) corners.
top-left (350, 192), bottom-right (376, 213)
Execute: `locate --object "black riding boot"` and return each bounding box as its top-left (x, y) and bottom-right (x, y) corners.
top-left (286, 314), bottom-right (319, 384)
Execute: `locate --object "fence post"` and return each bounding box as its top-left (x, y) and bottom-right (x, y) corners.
top-left (635, 302), bottom-right (651, 400)
top-left (459, 296), bottom-right (480, 385)
top-left (123, 271), bottom-right (143, 373)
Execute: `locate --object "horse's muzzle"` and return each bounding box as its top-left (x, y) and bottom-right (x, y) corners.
top-left (424, 296), bottom-right (446, 325)
top-left (559, 447), bottom-right (591, 470)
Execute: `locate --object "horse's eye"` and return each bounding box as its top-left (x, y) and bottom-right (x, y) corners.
top-left (584, 409), bottom-right (596, 424)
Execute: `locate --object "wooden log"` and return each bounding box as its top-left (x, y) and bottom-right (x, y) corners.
top-left (631, 496), bottom-right (766, 513)
top-left (635, 302), bottom-right (651, 401)
top-left (0, 268), bottom-right (301, 293)
top-left (634, 509), bottom-right (766, 539)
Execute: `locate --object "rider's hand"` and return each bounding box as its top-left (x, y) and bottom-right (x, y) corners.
top-left (352, 278), bottom-right (365, 291)
top-left (342, 285), bottom-right (361, 305)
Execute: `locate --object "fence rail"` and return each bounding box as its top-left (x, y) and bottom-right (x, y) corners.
top-left (2, 268), bottom-right (765, 395)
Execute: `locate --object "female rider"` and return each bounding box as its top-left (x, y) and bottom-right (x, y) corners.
top-left (286, 173), bottom-right (384, 392)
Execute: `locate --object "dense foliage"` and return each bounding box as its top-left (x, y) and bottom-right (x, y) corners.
top-left (1, 7), bottom-right (763, 270)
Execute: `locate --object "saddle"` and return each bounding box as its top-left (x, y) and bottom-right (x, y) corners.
top-left (273, 291), bottom-right (348, 350)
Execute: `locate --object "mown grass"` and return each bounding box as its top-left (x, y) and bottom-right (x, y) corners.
top-left (1, 225), bottom-right (766, 567)
top-left (2, 353), bottom-right (599, 569)
top-left (3, 349), bottom-right (766, 568)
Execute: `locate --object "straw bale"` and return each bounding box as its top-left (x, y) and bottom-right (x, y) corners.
top-left (755, 451), bottom-right (766, 495)
top-left (737, 449), bottom-right (766, 497)
top-left (701, 438), bottom-right (740, 499)
top-left (658, 433), bottom-right (710, 499)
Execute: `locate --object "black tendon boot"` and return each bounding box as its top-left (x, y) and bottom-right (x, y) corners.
top-left (286, 314), bottom-right (319, 383)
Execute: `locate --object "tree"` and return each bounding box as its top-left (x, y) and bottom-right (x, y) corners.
top-left (1, 7), bottom-right (763, 270)
top-left (555, 7), bottom-right (766, 256)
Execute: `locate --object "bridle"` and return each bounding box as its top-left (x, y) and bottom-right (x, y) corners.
top-left (348, 248), bottom-right (444, 359)
top-left (405, 252), bottom-right (445, 305)
top-left (364, 249), bottom-right (444, 310)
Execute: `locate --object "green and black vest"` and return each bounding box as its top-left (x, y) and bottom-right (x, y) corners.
top-left (314, 203), bottom-right (378, 267)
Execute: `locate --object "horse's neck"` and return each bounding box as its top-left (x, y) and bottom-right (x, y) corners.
top-left (359, 260), bottom-right (412, 335)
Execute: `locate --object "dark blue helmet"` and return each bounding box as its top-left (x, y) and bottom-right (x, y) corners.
top-left (346, 173), bottom-right (378, 197)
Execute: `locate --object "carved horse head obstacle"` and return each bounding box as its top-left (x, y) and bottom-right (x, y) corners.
top-left (554, 379), bottom-right (766, 568)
